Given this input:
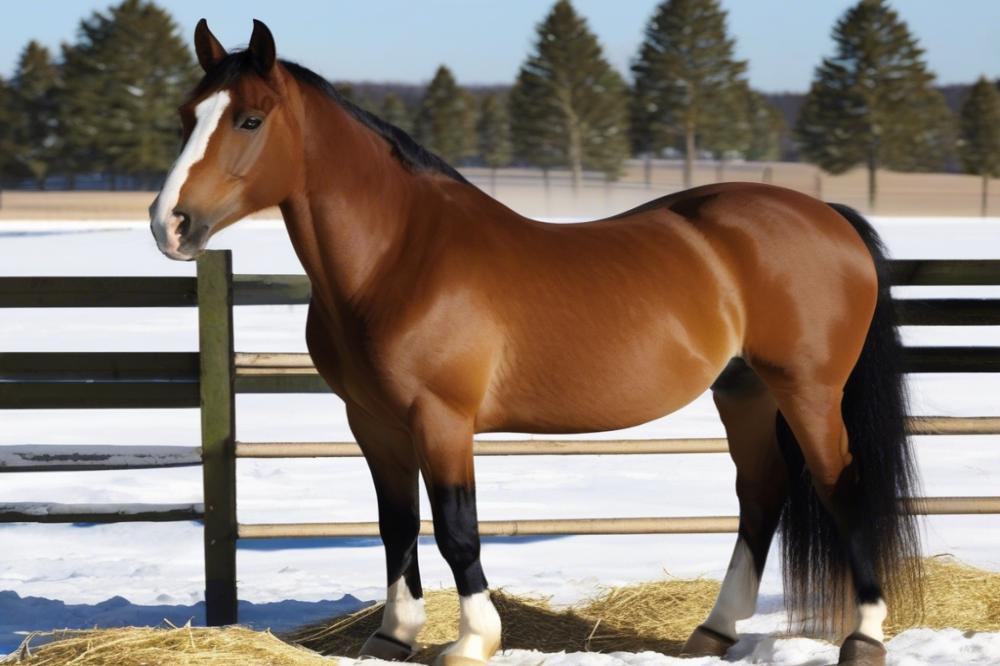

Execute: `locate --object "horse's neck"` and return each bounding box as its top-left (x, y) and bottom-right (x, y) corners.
top-left (279, 93), bottom-right (425, 310)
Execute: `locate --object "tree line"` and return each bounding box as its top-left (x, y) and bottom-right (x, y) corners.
top-left (1, 0), bottom-right (998, 210)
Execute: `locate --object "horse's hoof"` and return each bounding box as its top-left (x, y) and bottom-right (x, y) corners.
top-left (360, 631), bottom-right (418, 661)
top-left (679, 624), bottom-right (736, 657)
top-left (433, 636), bottom-right (500, 666)
top-left (838, 633), bottom-right (887, 665)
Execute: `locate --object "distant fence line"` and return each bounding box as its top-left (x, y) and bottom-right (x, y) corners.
top-left (4, 160), bottom-right (1000, 219)
top-left (1, 251), bottom-right (999, 626)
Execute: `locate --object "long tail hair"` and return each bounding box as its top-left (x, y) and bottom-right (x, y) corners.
top-left (777, 203), bottom-right (922, 634)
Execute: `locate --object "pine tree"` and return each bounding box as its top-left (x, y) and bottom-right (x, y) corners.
top-left (700, 80), bottom-right (752, 171)
top-left (510, 0), bottom-right (629, 186)
top-left (958, 77), bottom-right (1000, 216)
top-left (796, 0), bottom-right (952, 210)
top-left (0, 77), bottom-right (15, 187)
top-left (630, 0), bottom-right (748, 188)
top-left (477, 93), bottom-right (512, 192)
top-left (59, 0), bottom-right (198, 188)
top-left (380, 92), bottom-right (412, 133)
top-left (413, 65), bottom-right (477, 165)
top-left (744, 91), bottom-right (784, 162)
top-left (8, 41), bottom-right (60, 188)
top-left (334, 83), bottom-right (374, 111)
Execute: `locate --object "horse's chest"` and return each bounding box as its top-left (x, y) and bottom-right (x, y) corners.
top-left (304, 302), bottom-right (403, 417)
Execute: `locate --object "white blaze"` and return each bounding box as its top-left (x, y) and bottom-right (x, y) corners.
top-left (151, 90), bottom-right (231, 253)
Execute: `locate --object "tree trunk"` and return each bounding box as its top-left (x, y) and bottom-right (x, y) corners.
top-left (568, 131), bottom-right (583, 192)
top-left (684, 122), bottom-right (695, 189)
top-left (867, 154), bottom-right (877, 212)
top-left (982, 173), bottom-right (989, 217)
top-left (644, 153), bottom-right (652, 188)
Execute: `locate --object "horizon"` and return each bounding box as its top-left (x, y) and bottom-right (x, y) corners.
top-left (2, 1), bottom-right (999, 93)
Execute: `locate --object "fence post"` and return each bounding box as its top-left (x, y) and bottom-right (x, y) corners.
top-left (197, 250), bottom-right (237, 626)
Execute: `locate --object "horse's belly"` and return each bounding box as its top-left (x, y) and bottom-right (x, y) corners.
top-left (477, 336), bottom-right (730, 434)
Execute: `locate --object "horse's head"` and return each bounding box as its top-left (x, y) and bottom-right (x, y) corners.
top-left (151, 19), bottom-right (302, 260)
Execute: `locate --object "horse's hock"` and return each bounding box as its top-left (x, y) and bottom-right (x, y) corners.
top-left (1, 251), bottom-right (1000, 625)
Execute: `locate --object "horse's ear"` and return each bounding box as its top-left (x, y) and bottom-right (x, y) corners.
top-left (248, 19), bottom-right (276, 76)
top-left (194, 19), bottom-right (226, 72)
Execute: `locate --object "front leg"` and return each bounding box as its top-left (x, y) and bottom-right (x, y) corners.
top-left (412, 394), bottom-right (501, 666)
top-left (348, 403), bottom-right (426, 660)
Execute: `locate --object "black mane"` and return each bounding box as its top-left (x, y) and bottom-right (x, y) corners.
top-left (194, 51), bottom-right (468, 184)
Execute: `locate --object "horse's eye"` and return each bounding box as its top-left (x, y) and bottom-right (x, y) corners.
top-left (240, 116), bottom-right (262, 131)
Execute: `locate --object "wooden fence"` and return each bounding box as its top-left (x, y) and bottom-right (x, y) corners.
top-left (1, 250), bottom-right (999, 626)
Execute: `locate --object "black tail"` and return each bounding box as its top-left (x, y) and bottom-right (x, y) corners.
top-left (777, 203), bottom-right (922, 633)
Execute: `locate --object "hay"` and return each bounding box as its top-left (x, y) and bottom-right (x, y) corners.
top-left (4, 623), bottom-right (333, 665)
top-left (8, 556), bottom-right (1000, 665)
top-left (292, 556), bottom-right (1000, 661)
top-left (288, 578), bottom-right (722, 661)
top-left (885, 555), bottom-right (1000, 636)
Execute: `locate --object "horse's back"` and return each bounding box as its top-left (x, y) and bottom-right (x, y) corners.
top-left (473, 182), bottom-right (878, 433)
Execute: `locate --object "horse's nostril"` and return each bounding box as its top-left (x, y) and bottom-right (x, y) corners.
top-left (175, 212), bottom-right (192, 238)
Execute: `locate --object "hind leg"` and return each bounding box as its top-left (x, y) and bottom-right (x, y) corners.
top-left (683, 360), bottom-right (787, 657)
top-left (768, 384), bottom-right (889, 666)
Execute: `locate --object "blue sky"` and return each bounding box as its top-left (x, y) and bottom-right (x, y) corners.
top-left (3, 1), bottom-right (999, 92)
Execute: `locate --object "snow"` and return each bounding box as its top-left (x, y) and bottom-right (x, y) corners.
top-left (0, 501), bottom-right (202, 517)
top-left (0, 445), bottom-right (201, 471)
top-left (1, 216), bottom-right (999, 663)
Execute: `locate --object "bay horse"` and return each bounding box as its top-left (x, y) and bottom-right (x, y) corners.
top-left (150, 20), bottom-right (920, 666)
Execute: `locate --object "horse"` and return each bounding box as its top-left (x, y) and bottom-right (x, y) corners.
top-left (150, 20), bottom-right (921, 666)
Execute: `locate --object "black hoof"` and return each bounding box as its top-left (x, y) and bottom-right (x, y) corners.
top-left (679, 624), bottom-right (736, 658)
top-left (838, 632), bottom-right (887, 666)
top-left (360, 631), bottom-right (417, 661)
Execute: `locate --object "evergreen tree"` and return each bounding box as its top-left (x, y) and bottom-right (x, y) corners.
top-left (630, 0), bottom-right (748, 188)
top-left (744, 91), bottom-right (784, 162)
top-left (477, 93), bottom-right (512, 191)
top-left (0, 77), bottom-right (15, 186)
top-left (334, 83), bottom-right (374, 111)
top-left (796, 0), bottom-right (952, 210)
top-left (9, 41), bottom-right (60, 188)
top-left (380, 92), bottom-right (412, 133)
top-left (700, 81), bottom-right (752, 167)
top-left (958, 77), bottom-right (1000, 216)
top-left (414, 65), bottom-right (477, 165)
top-left (510, 0), bottom-right (629, 186)
top-left (59, 0), bottom-right (198, 188)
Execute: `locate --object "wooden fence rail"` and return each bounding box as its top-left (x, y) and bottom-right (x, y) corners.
top-left (1, 252), bottom-right (998, 627)
top-left (237, 495), bottom-right (1000, 540)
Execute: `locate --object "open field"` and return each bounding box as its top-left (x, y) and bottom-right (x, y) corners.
top-left (4, 160), bottom-right (1000, 219)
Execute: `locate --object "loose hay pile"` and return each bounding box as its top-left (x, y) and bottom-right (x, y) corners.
top-left (288, 578), bottom-right (721, 661)
top-left (885, 555), bottom-right (1000, 636)
top-left (291, 555), bottom-right (1000, 662)
top-left (3, 624), bottom-right (333, 665)
top-left (7, 556), bottom-right (1000, 665)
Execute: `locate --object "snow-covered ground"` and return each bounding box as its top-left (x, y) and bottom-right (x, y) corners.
top-left (1, 216), bottom-right (999, 664)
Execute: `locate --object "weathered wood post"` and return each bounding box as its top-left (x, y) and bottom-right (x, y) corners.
top-left (197, 250), bottom-right (238, 626)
